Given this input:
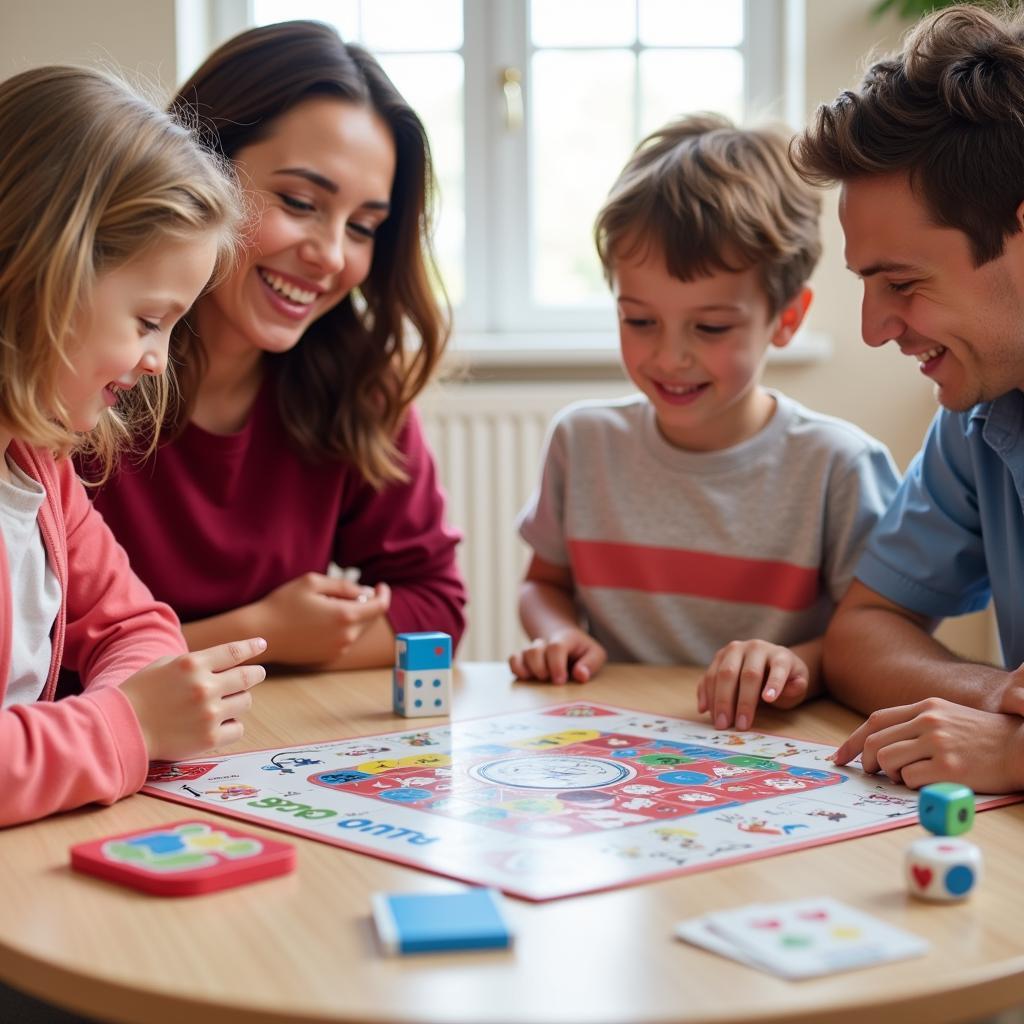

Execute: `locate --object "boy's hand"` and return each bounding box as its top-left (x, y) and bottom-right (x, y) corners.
top-left (508, 627), bottom-right (607, 684)
top-left (697, 639), bottom-right (810, 731)
top-left (832, 697), bottom-right (1024, 792)
top-left (122, 637), bottom-right (267, 760)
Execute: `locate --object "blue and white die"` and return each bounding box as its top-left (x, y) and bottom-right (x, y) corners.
top-left (396, 632), bottom-right (451, 671)
top-left (918, 782), bottom-right (975, 836)
top-left (906, 836), bottom-right (983, 901)
top-left (393, 632), bottom-right (451, 718)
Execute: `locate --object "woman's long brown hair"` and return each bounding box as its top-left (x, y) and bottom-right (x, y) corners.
top-left (170, 20), bottom-right (449, 486)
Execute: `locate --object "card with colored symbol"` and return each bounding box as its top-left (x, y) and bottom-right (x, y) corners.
top-left (675, 911), bottom-right (769, 973)
top-left (676, 898), bottom-right (928, 979)
top-left (70, 819), bottom-right (295, 896)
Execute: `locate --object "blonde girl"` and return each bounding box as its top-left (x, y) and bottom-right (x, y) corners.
top-left (0, 66), bottom-right (265, 826)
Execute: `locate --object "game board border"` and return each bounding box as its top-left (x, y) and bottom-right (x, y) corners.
top-left (141, 701), bottom-right (1024, 901)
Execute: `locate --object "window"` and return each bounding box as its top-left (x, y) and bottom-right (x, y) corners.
top-left (251, 0), bottom-right (467, 305)
top-left (204, 0), bottom-right (814, 362)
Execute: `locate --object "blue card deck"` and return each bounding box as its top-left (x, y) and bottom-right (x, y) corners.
top-left (372, 887), bottom-right (513, 954)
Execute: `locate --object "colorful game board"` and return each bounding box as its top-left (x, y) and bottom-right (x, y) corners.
top-left (142, 703), bottom-right (1021, 901)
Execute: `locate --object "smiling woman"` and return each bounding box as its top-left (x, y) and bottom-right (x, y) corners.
top-left (86, 20), bottom-right (467, 672)
top-left (194, 95), bottom-right (396, 416)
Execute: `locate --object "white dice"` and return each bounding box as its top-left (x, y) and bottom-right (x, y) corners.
top-left (393, 667), bottom-right (450, 717)
top-left (905, 836), bottom-right (983, 901)
top-left (393, 632), bottom-right (452, 718)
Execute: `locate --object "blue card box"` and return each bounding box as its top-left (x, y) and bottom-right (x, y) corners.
top-left (372, 887), bottom-right (513, 954)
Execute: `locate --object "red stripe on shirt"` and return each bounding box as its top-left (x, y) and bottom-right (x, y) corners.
top-left (568, 539), bottom-right (820, 612)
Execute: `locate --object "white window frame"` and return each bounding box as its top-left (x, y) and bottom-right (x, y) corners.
top-left (176, 0), bottom-right (827, 368)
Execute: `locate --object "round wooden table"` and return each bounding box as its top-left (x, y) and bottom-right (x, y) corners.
top-left (4, 663), bottom-right (1024, 1024)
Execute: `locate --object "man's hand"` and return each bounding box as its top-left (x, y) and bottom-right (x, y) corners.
top-left (833, 697), bottom-right (1024, 793)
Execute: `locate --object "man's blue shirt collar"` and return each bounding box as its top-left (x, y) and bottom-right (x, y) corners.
top-left (967, 391), bottom-right (1024, 456)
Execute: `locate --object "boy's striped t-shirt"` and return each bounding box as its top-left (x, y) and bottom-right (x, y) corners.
top-left (517, 392), bottom-right (901, 665)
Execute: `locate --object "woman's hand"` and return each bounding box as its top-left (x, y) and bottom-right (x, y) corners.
top-left (255, 572), bottom-right (391, 666)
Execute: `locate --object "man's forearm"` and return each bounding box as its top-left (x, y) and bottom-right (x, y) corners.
top-left (823, 604), bottom-right (1006, 714)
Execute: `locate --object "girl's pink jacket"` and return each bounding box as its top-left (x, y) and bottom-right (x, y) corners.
top-left (0, 442), bottom-right (186, 827)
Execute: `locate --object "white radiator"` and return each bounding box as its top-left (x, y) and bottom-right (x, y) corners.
top-left (419, 381), bottom-right (632, 661)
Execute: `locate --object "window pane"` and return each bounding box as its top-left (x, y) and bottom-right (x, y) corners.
top-left (639, 0), bottom-right (743, 47)
top-left (531, 50), bottom-right (634, 306)
top-left (640, 49), bottom-right (743, 135)
top-left (252, 0), bottom-right (360, 38)
top-left (362, 0), bottom-right (462, 52)
top-left (380, 53), bottom-right (465, 305)
top-left (531, 0), bottom-right (635, 48)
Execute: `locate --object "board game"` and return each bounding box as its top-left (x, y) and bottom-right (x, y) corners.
top-left (142, 702), bottom-right (1021, 901)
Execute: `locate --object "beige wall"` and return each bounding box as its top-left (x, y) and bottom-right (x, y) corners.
top-left (0, 0), bottom-right (177, 91)
top-left (768, 2), bottom-right (931, 470)
top-left (0, 0), bottom-right (996, 661)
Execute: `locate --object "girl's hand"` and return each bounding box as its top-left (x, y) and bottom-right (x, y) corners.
top-left (122, 637), bottom-right (267, 760)
top-left (256, 572), bottom-right (391, 666)
top-left (508, 627), bottom-right (607, 684)
top-left (697, 639), bottom-right (810, 731)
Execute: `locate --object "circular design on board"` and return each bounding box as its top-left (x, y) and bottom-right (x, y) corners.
top-left (378, 788), bottom-right (431, 803)
top-left (470, 755), bottom-right (636, 790)
top-left (555, 789), bottom-right (616, 807)
top-left (657, 769), bottom-right (712, 786)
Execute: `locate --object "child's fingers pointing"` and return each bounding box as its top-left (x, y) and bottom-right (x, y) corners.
top-left (195, 637), bottom-right (268, 673)
top-left (217, 663), bottom-right (267, 697)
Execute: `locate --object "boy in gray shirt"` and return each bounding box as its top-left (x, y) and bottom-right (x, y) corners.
top-left (511, 114), bottom-right (900, 731)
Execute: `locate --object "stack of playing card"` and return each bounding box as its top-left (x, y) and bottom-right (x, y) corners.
top-left (675, 898), bottom-right (928, 979)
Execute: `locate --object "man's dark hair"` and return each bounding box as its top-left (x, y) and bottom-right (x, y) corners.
top-left (792, 4), bottom-right (1024, 266)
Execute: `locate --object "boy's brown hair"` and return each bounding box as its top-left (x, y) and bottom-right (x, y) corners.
top-left (595, 113), bottom-right (821, 315)
top-left (792, 4), bottom-right (1024, 267)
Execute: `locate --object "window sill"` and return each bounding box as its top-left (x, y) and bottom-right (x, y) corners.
top-left (443, 329), bottom-right (833, 373)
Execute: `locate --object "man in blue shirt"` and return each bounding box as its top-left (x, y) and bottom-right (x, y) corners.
top-left (791, 4), bottom-right (1024, 793)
